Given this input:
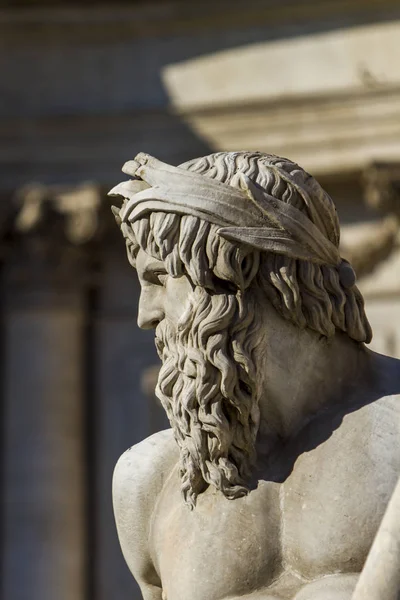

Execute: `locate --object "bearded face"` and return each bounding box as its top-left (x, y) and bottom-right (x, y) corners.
top-left (113, 151), bottom-right (373, 508)
top-left (123, 198), bottom-right (369, 508)
top-left (153, 284), bottom-right (261, 508)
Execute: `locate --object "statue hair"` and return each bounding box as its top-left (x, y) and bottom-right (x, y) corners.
top-left (125, 151), bottom-right (372, 344)
top-left (121, 151), bottom-right (373, 505)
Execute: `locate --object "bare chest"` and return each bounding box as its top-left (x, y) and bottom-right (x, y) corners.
top-left (151, 398), bottom-right (400, 600)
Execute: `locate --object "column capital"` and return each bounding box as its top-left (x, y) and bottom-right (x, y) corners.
top-left (2, 182), bottom-right (111, 310)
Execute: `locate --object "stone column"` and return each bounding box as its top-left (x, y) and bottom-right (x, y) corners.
top-left (94, 246), bottom-right (159, 600)
top-left (1, 185), bottom-right (95, 600)
top-left (2, 287), bottom-right (86, 600)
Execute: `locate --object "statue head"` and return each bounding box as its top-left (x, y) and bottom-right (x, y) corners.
top-left (110, 151), bottom-right (372, 508)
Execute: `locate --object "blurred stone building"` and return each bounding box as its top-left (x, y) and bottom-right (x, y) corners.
top-left (1, 1), bottom-right (400, 600)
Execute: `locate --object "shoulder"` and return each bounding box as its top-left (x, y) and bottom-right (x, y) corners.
top-left (346, 351), bottom-right (400, 442)
top-left (363, 351), bottom-right (400, 431)
top-left (113, 428), bottom-right (178, 499)
top-left (329, 391), bottom-right (400, 484)
top-left (112, 429), bottom-right (178, 584)
top-left (364, 392), bottom-right (400, 444)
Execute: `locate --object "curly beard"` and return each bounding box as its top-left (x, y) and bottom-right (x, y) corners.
top-left (155, 286), bottom-right (261, 508)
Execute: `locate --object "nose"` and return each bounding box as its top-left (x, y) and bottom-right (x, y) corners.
top-left (137, 287), bottom-right (164, 330)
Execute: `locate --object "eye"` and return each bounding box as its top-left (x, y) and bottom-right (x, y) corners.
top-left (152, 271), bottom-right (168, 286)
top-left (141, 264), bottom-right (169, 286)
top-left (156, 273), bottom-right (168, 286)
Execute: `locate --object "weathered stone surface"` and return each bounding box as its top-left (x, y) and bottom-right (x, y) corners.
top-left (163, 20), bottom-right (400, 174)
top-left (352, 475), bottom-right (400, 600)
top-left (111, 151), bottom-right (400, 599)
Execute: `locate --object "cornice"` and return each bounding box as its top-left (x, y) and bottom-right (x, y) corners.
top-left (176, 86), bottom-right (400, 176)
top-left (2, 83), bottom-right (400, 190)
top-left (2, 86), bottom-right (400, 191)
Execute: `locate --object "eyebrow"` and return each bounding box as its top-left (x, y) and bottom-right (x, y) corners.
top-left (140, 260), bottom-right (167, 276)
top-left (145, 260), bottom-right (165, 271)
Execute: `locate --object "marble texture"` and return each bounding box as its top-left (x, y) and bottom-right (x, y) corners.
top-left (111, 151), bottom-right (400, 600)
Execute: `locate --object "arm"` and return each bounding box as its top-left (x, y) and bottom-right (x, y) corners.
top-left (351, 473), bottom-right (400, 600)
top-left (112, 429), bottom-right (178, 600)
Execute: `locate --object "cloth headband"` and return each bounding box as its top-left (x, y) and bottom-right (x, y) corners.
top-left (109, 153), bottom-right (356, 287)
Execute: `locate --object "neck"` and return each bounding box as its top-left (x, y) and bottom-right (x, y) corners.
top-left (256, 324), bottom-right (374, 446)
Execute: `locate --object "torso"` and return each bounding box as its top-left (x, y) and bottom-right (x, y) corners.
top-left (147, 394), bottom-right (400, 600)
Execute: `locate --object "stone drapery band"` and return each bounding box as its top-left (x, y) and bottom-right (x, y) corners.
top-left (109, 153), bottom-right (356, 288)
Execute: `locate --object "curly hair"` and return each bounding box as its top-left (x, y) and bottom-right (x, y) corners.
top-left (155, 285), bottom-right (261, 507)
top-left (118, 151), bottom-right (372, 506)
top-left (123, 151), bottom-right (372, 343)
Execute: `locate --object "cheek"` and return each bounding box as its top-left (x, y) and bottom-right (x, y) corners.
top-left (164, 276), bottom-right (193, 323)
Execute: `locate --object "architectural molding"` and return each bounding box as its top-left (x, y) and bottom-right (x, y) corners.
top-left (3, 88), bottom-right (399, 188)
top-left (14, 181), bottom-right (103, 244)
top-left (171, 87), bottom-right (400, 176)
top-left (1, 182), bottom-right (110, 308)
top-left (163, 20), bottom-right (400, 111)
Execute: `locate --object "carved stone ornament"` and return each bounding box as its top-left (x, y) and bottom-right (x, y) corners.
top-left (110, 151), bottom-right (400, 600)
top-left (2, 182), bottom-right (106, 303)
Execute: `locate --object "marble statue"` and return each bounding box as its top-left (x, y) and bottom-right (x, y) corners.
top-left (109, 151), bottom-right (400, 600)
